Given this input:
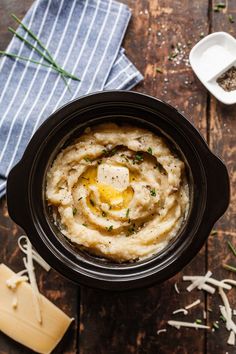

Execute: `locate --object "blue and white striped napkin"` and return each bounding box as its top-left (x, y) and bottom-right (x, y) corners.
top-left (0, 0), bottom-right (143, 198)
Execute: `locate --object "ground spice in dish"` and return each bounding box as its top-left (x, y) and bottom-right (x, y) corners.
top-left (217, 66), bottom-right (236, 92)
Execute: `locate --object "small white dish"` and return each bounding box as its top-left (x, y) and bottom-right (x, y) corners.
top-left (189, 32), bottom-right (236, 105)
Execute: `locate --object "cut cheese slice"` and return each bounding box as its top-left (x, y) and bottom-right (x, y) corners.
top-left (0, 264), bottom-right (73, 354)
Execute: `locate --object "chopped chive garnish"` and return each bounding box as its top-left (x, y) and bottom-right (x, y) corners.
top-left (82, 223), bottom-right (88, 227)
top-left (156, 67), bottom-right (163, 73)
top-left (128, 224), bottom-right (136, 234)
top-left (213, 322), bottom-right (219, 329)
top-left (102, 148), bottom-right (117, 157)
top-left (78, 197), bottom-right (83, 201)
top-left (107, 225), bottom-right (113, 231)
top-left (147, 147), bottom-right (153, 154)
top-left (222, 263), bottom-right (236, 273)
top-left (227, 241), bottom-right (236, 258)
top-left (110, 148), bottom-right (117, 156)
top-left (84, 157), bottom-right (92, 162)
top-left (72, 208), bottom-right (77, 215)
top-left (168, 52), bottom-right (178, 60)
top-left (220, 315), bottom-right (226, 322)
top-left (216, 2), bottom-right (226, 8)
top-left (90, 199), bottom-right (95, 206)
top-left (102, 149), bottom-right (108, 155)
top-left (133, 152), bottom-right (143, 163)
top-left (150, 189), bottom-right (156, 197)
top-left (229, 14), bottom-right (235, 23)
top-left (195, 319), bottom-right (202, 324)
top-left (126, 208), bottom-right (130, 218)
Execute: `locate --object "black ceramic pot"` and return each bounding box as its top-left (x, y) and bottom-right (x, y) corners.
top-left (7, 91), bottom-right (230, 291)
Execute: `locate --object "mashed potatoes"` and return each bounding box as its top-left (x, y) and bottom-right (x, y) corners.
top-left (46, 124), bottom-right (189, 262)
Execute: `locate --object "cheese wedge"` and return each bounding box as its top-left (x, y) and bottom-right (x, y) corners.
top-left (0, 264), bottom-right (73, 354)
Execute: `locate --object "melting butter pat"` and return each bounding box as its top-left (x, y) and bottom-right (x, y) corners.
top-left (0, 264), bottom-right (73, 354)
top-left (97, 164), bottom-right (129, 191)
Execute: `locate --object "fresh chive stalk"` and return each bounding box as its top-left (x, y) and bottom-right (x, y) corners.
top-left (227, 241), bottom-right (236, 258)
top-left (0, 14), bottom-right (81, 90)
top-left (222, 263), bottom-right (236, 273)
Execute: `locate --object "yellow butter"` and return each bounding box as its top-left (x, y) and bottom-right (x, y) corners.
top-left (0, 264), bottom-right (73, 354)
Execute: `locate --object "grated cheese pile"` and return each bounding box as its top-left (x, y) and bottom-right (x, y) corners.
top-left (6, 235), bottom-right (51, 324)
top-left (157, 271), bottom-right (236, 347)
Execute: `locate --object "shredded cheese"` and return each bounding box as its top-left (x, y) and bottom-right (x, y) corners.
top-left (6, 235), bottom-right (52, 324)
top-left (185, 299), bottom-right (201, 310)
top-left (23, 239), bottom-right (42, 324)
top-left (157, 329), bottom-right (167, 335)
top-left (223, 279), bottom-right (236, 287)
top-left (184, 272), bottom-right (231, 295)
top-left (219, 288), bottom-right (236, 333)
top-left (6, 270), bottom-right (28, 289)
top-left (174, 282), bottom-right (180, 294)
top-left (199, 283), bottom-right (215, 294)
top-left (184, 271), bottom-right (212, 292)
top-left (227, 330), bottom-right (235, 346)
top-left (172, 308), bottom-right (188, 315)
top-left (168, 320), bottom-right (210, 330)
top-left (18, 236), bottom-right (51, 272)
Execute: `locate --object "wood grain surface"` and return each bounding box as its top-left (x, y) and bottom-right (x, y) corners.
top-left (0, 0), bottom-right (235, 353)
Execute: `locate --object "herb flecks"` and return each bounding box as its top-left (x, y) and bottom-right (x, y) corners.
top-left (82, 223), bottom-right (88, 227)
top-left (150, 188), bottom-right (156, 197)
top-left (214, 2), bottom-right (226, 12)
top-left (195, 319), bottom-right (202, 324)
top-left (126, 208), bottom-right (130, 218)
top-left (107, 225), bottom-right (113, 232)
top-left (229, 14), bottom-right (235, 23)
top-left (147, 147), bottom-right (153, 155)
top-left (128, 224), bottom-right (136, 235)
top-left (156, 67), bottom-right (163, 74)
top-left (90, 199), bottom-right (95, 207)
top-left (102, 148), bottom-right (117, 157)
top-left (212, 322), bottom-right (219, 330)
top-left (84, 157), bottom-right (92, 163)
top-left (133, 152), bottom-right (143, 164)
top-left (72, 208), bottom-right (77, 216)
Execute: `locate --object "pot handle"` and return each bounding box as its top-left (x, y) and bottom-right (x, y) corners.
top-left (7, 161), bottom-right (29, 226)
top-left (205, 154), bottom-right (230, 221)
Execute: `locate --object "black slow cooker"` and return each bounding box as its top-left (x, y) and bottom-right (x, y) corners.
top-left (7, 91), bottom-right (230, 290)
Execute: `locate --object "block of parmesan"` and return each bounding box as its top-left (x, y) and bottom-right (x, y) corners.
top-left (0, 264), bottom-right (73, 354)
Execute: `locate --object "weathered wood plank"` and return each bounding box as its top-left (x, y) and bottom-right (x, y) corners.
top-left (0, 2), bottom-right (79, 353)
top-left (207, 1), bottom-right (236, 353)
top-left (79, 1), bottom-right (209, 353)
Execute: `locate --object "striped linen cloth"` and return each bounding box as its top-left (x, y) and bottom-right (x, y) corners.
top-left (0, 0), bottom-right (143, 198)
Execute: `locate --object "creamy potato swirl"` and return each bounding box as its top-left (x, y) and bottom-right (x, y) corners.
top-left (46, 124), bottom-right (189, 262)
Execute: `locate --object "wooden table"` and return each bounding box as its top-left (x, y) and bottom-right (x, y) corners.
top-left (0, 0), bottom-right (236, 353)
